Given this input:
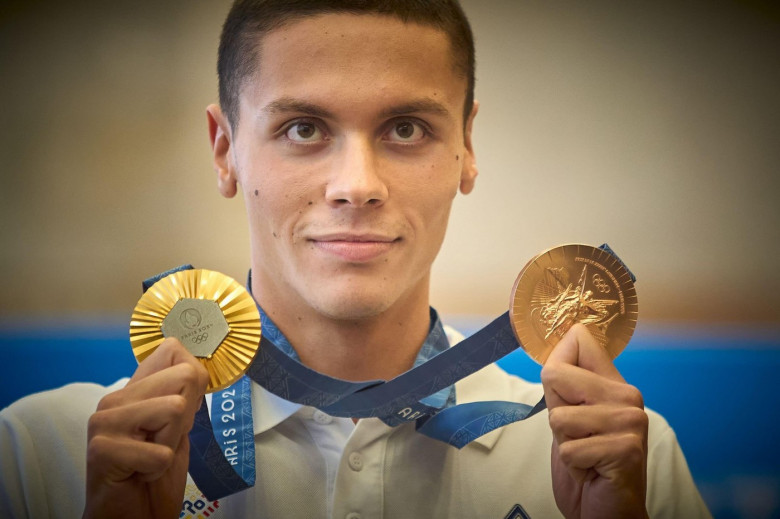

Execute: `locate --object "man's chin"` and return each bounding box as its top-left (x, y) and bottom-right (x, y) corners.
top-left (309, 294), bottom-right (395, 322)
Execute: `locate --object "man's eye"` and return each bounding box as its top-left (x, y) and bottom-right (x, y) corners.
top-left (285, 122), bottom-right (323, 142)
top-left (387, 121), bottom-right (426, 143)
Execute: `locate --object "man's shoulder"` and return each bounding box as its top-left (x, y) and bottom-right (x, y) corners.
top-left (643, 405), bottom-right (679, 450)
top-left (446, 323), bottom-right (680, 454)
top-left (0, 380), bottom-right (128, 518)
top-left (445, 324), bottom-right (677, 431)
top-left (1, 378), bottom-right (129, 429)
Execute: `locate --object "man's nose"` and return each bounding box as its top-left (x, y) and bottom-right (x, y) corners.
top-left (325, 136), bottom-right (388, 207)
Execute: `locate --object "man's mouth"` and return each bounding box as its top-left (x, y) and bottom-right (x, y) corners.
top-left (309, 233), bottom-right (399, 263)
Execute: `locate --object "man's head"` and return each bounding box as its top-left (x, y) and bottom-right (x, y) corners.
top-left (207, 3), bottom-right (479, 328)
top-left (217, 0), bottom-right (475, 133)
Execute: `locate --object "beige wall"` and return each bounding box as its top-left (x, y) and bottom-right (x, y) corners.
top-left (1, 1), bottom-right (778, 325)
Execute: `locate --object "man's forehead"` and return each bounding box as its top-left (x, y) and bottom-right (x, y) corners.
top-left (236, 12), bottom-right (466, 115)
top-left (250, 12), bottom-right (460, 77)
top-left (259, 11), bottom-right (450, 42)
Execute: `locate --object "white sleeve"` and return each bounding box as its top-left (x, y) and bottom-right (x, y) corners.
top-left (0, 406), bottom-right (48, 519)
top-left (645, 411), bottom-right (712, 519)
top-left (0, 380), bottom-right (127, 519)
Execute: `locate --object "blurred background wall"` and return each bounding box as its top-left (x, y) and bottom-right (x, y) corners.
top-left (1, 1), bottom-right (779, 517)
top-left (1, 0), bottom-right (778, 326)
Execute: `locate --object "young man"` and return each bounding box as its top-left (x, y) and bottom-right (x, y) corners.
top-left (1, 1), bottom-right (710, 518)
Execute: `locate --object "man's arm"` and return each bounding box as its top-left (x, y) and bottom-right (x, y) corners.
top-left (83, 338), bottom-right (208, 519)
top-left (542, 324), bottom-right (649, 519)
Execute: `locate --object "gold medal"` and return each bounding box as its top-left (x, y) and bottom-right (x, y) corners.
top-left (130, 269), bottom-right (261, 392)
top-left (510, 244), bottom-right (638, 364)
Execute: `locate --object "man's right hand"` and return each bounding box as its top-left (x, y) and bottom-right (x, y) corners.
top-left (83, 338), bottom-right (209, 519)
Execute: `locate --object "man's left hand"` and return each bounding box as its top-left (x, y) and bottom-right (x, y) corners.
top-left (541, 324), bottom-right (649, 519)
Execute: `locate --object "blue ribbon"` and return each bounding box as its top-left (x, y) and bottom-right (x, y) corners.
top-left (181, 298), bottom-right (544, 500)
top-left (187, 381), bottom-right (254, 499)
top-left (141, 243), bottom-right (628, 500)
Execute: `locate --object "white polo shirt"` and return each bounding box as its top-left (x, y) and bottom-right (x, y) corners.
top-left (0, 328), bottom-right (711, 518)
top-left (1, 365), bottom-right (710, 519)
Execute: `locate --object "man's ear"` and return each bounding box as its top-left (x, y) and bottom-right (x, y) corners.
top-left (207, 104), bottom-right (238, 199)
top-left (459, 100), bottom-right (479, 195)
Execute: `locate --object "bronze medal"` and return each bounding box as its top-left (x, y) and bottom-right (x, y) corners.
top-left (130, 269), bottom-right (262, 392)
top-left (510, 244), bottom-right (638, 364)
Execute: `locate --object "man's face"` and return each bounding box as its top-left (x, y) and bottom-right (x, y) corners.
top-left (212, 13), bottom-right (477, 322)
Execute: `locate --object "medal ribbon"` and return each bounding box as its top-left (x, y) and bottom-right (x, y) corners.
top-left (184, 302), bottom-right (544, 499)
top-left (141, 244), bottom-right (628, 500)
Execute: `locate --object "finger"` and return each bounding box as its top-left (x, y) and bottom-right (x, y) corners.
top-left (552, 439), bottom-right (593, 484)
top-left (87, 434), bottom-right (176, 484)
top-left (555, 432), bottom-right (647, 483)
top-left (100, 362), bottom-right (208, 413)
top-left (541, 362), bottom-right (643, 410)
top-left (545, 323), bottom-right (624, 382)
top-left (142, 435), bottom-right (190, 487)
top-left (548, 404), bottom-right (649, 445)
top-left (89, 394), bottom-right (195, 449)
top-left (129, 337), bottom-right (209, 390)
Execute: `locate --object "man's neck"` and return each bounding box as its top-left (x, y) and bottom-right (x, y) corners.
top-left (292, 309), bottom-right (430, 382)
top-left (253, 277), bottom-right (432, 382)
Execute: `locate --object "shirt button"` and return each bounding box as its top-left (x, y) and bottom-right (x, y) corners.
top-left (348, 452), bottom-right (363, 471)
top-left (312, 410), bottom-right (333, 425)
top-left (346, 514), bottom-right (361, 519)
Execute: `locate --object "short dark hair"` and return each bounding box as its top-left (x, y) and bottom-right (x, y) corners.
top-left (217, 0), bottom-right (475, 132)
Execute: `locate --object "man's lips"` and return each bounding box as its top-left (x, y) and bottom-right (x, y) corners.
top-left (309, 233), bottom-right (399, 262)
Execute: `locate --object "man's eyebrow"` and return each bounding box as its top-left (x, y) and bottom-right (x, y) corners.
top-left (260, 97), bottom-right (452, 120)
top-left (380, 99), bottom-right (451, 118)
top-left (262, 98), bottom-right (333, 118)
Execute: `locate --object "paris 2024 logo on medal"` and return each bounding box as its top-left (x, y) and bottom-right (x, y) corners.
top-left (130, 269), bottom-right (262, 392)
top-left (180, 308), bottom-right (202, 329)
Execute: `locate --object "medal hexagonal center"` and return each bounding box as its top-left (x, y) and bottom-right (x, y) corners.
top-left (161, 298), bottom-right (229, 358)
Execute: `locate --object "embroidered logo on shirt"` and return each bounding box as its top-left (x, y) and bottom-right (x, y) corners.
top-left (503, 503), bottom-right (531, 519)
top-left (181, 481), bottom-right (221, 518)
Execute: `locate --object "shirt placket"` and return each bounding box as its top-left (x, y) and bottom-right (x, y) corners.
top-left (331, 418), bottom-right (390, 519)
